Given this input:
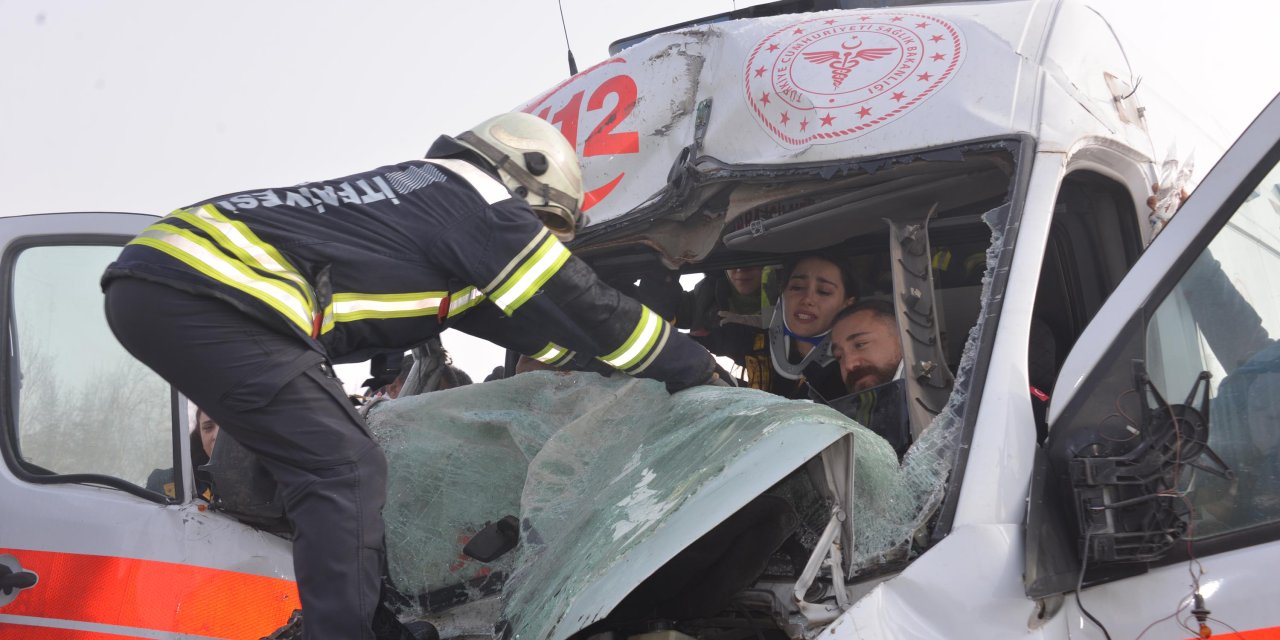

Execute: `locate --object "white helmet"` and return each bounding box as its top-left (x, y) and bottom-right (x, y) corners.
top-left (457, 112), bottom-right (585, 241)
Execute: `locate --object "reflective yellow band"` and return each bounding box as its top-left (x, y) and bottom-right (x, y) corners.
top-left (447, 287), bottom-right (486, 318)
top-left (490, 234), bottom-right (571, 314)
top-left (626, 320), bottom-right (670, 376)
top-left (130, 225), bottom-right (313, 334)
top-left (331, 291), bottom-right (446, 322)
top-left (600, 305), bottom-right (666, 372)
top-left (172, 205), bottom-right (316, 309)
top-left (531, 342), bottom-right (574, 366)
top-left (485, 228), bottom-right (548, 293)
top-left (318, 302), bottom-right (335, 335)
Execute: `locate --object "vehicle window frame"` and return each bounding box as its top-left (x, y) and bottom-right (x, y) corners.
top-left (0, 234), bottom-right (185, 504)
top-left (582, 134), bottom-right (1036, 566)
top-left (927, 134), bottom-right (1038, 546)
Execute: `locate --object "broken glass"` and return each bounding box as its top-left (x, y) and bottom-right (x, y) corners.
top-left (371, 204), bottom-right (1009, 635)
top-left (370, 372), bottom-right (884, 637)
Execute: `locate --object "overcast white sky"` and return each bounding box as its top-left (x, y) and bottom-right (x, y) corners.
top-left (1, 0), bottom-right (1277, 389)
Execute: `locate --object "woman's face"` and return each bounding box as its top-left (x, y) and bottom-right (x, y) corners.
top-left (197, 412), bottom-right (220, 458)
top-left (782, 257), bottom-right (854, 337)
top-left (725, 266), bottom-right (763, 297)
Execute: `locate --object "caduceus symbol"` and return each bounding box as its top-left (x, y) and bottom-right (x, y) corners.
top-left (801, 37), bottom-right (896, 89)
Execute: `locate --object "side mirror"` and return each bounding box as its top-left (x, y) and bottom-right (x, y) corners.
top-left (1058, 363), bottom-right (1231, 564)
top-left (1028, 354), bottom-right (1235, 598)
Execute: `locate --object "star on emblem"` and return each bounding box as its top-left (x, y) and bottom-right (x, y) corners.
top-left (760, 92), bottom-right (771, 105)
top-left (780, 111), bottom-right (791, 125)
top-left (800, 117), bottom-right (809, 131)
top-left (820, 113), bottom-right (835, 126)
top-left (891, 16), bottom-right (903, 22)
top-left (931, 35), bottom-right (944, 43)
top-left (859, 16), bottom-right (871, 21)
top-left (916, 22), bottom-right (928, 28)
top-left (931, 53), bottom-right (945, 61)
top-left (917, 72), bottom-right (932, 81)
top-left (755, 66), bottom-right (766, 78)
top-left (857, 106), bottom-right (872, 118)
top-left (891, 91), bottom-right (906, 102)
top-left (824, 19), bottom-right (836, 25)
top-left (767, 43), bottom-right (779, 52)
top-left (793, 27), bottom-right (804, 34)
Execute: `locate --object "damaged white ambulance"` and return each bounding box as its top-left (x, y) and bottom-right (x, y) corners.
top-left (3, 0), bottom-right (1280, 638)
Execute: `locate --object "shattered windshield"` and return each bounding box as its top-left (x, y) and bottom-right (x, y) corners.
top-left (366, 141), bottom-right (1020, 639)
top-left (372, 373), bottom-right (868, 637)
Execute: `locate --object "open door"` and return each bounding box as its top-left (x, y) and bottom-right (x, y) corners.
top-left (1026, 94), bottom-right (1280, 638)
top-left (0, 212), bottom-right (297, 638)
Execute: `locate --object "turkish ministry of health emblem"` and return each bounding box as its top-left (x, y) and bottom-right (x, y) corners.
top-left (744, 12), bottom-right (966, 147)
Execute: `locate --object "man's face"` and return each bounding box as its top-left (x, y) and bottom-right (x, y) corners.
top-left (831, 310), bottom-right (903, 394)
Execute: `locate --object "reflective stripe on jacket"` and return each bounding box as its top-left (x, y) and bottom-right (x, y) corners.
top-left (103, 147), bottom-right (713, 389)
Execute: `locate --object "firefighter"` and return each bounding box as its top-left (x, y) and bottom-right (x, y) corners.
top-left (100, 112), bottom-right (717, 640)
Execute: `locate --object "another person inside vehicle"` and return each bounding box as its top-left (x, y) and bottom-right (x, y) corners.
top-left (382, 354), bottom-right (414, 399)
top-left (194, 406), bottom-right (220, 461)
top-left (765, 253), bottom-right (858, 400)
top-left (146, 407), bottom-right (220, 500)
top-left (826, 299), bottom-right (912, 458)
top-left (676, 266), bottom-right (771, 384)
top-left (829, 299), bottom-right (904, 394)
top-left (191, 407), bottom-right (218, 501)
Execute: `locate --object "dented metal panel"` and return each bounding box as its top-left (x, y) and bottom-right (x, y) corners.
top-left (520, 2), bottom-right (1059, 229)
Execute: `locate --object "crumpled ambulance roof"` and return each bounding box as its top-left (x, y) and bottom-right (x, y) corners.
top-left (520, 0), bottom-right (1067, 227)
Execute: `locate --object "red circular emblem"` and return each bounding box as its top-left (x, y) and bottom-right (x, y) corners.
top-left (744, 12), bottom-right (966, 147)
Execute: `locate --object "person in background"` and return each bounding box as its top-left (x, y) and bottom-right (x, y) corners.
top-left (147, 407), bottom-right (219, 500)
top-left (195, 406), bottom-right (220, 461)
top-left (381, 354), bottom-right (415, 400)
top-left (676, 267), bottom-right (769, 381)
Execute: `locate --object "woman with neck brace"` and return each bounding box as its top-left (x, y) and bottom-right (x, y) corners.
top-left (765, 253), bottom-right (858, 401)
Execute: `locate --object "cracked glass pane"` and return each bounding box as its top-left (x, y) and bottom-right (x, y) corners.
top-left (368, 203), bottom-right (1008, 637)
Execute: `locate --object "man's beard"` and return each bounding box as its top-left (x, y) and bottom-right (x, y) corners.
top-left (845, 362), bottom-right (899, 394)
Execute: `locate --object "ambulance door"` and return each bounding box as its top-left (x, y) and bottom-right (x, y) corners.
top-left (0, 212), bottom-right (297, 639)
top-left (1029, 95), bottom-right (1280, 638)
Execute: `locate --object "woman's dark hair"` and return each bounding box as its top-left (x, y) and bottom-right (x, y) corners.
top-left (190, 407), bottom-right (211, 468)
top-left (782, 251), bottom-right (860, 299)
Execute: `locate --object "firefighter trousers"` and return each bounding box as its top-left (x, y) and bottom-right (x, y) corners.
top-left (104, 278), bottom-right (387, 640)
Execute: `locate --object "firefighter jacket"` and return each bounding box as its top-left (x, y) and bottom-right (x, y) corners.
top-left (102, 144), bottom-right (715, 391)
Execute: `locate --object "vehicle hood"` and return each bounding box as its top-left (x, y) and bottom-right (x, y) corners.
top-left (368, 373), bottom-right (902, 639)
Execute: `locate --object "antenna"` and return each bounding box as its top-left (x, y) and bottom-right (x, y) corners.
top-left (557, 0), bottom-right (578, 76)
